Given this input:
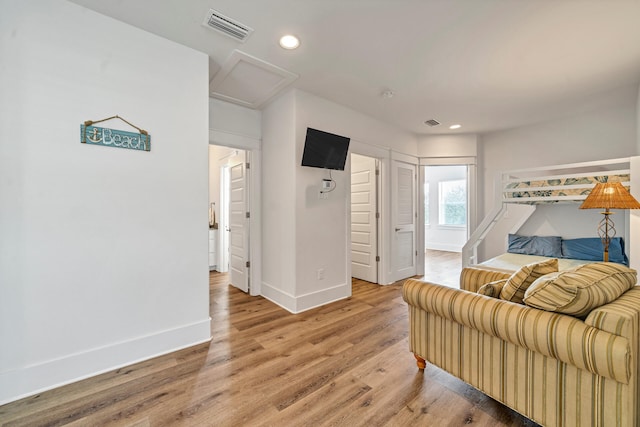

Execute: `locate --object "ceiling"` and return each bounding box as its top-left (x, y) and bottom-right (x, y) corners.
top-left (69, 0), bottom-right (640, 135)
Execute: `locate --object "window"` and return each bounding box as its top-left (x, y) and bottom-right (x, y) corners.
top-left (438, 179), bottom-right (466, 226)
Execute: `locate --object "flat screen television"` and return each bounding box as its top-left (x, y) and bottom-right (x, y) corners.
top-left (301, 128), bottom-right (351, 171)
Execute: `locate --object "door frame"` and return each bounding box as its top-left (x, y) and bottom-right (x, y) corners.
top-left (419, 156), bottom-right (477, 277)
top-left (209, 130), bottom-right (262, 296)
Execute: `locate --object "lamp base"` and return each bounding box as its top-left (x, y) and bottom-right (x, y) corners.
top-left (598, 210), bottom-right (615, 263)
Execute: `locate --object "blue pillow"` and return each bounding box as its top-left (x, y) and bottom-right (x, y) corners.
top-left (507, 234), bottom-right (563, 257)
top-left (561, 237), bottom-right (628, 265)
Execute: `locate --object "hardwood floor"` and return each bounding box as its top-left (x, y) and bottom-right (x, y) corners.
top-left (423, 249), bottom-right (462, 288)
top-left (0, 272), bottom-right (538, 427)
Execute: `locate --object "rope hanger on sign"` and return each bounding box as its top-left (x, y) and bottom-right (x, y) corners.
top-left (83, 115), bottom-right (148, 135)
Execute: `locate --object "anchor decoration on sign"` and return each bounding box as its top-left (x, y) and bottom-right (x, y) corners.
top-left (81, 115), bottom-right (151, 152)
top-left (88, 127), bottom-right (102, 143)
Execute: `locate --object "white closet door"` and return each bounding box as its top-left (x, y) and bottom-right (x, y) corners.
top-left (392, 160), bottom-right (417, 280)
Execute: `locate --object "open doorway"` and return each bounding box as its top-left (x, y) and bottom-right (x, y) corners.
top-left (350, 153), bottom-right (380, 284)
top-left (209, 145), bottom-right (250, 293)
top-left (423, 165), bottom-right (468, 287)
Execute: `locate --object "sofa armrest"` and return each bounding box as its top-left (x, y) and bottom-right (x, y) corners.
top-left (586, 287), bottom-right (640, 338)
top-left (403, 278), bottom-right (631, 383)
top-left (460, 266), bottom-right (512, 292)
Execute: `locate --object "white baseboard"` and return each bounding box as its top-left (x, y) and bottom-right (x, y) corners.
top-left (261, 281), bottom-right (350, 313)
top-left (295, 283), bottom-right (350, 313)
top-left (261, 282), bottom-right (297, 312)
top-left (0, 318), bottom-right (211, 405)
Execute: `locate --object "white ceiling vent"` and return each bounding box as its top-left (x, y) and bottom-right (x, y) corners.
top-left (424, 119), bottom-right (440, 127)
top-left (203, 9), bottom-right (253, 42)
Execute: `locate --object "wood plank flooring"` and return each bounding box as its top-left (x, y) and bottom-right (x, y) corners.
top-left (0, 272), bottom-right (538, 426)
top-left (423, 249), bottom-right (462, 288)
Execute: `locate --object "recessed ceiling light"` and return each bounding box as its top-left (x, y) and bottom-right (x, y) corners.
top-left (449, 124), bottom-right (462, 130)
top-left (279, 35), bottom-right (300, 49)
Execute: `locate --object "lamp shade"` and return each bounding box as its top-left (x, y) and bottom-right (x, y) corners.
top-left (579, 182), bottom-right (640, 210)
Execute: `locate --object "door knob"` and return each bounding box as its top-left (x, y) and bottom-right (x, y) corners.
top-left (395, 228), bottom-right (401, 232)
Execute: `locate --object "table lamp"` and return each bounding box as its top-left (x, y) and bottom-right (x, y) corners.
top-left (579, 181), bottom-right (640, 262)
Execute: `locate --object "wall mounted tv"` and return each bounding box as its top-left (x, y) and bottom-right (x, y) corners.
top-left (301, 127), bottom-right (351, 171)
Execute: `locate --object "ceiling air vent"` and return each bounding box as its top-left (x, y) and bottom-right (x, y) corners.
top-left (424, 119), bottom-right (440, 127)
top-left (203, 9), bottom-right (253, 42)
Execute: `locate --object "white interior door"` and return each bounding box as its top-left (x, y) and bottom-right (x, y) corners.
top-left (229, 151), bottom-right (249, 292)
top-left (350, 154), bottom-right (378, 283)
top-left (392, 160), bottom-right (417, 280)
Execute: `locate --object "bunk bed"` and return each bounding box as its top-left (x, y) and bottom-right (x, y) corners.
top-left (462, 157), bottom-right (637, 270)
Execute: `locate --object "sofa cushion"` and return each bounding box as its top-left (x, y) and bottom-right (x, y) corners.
top-left (477, 279), bottom-right (507, 298)
top-left (500, 258), bottom-right (559, 304)
top-left (523, 262), bottom-right (637, 317)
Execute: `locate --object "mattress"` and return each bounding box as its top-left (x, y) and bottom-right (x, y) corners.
top-left (477, 252), bottom-right (592, 273)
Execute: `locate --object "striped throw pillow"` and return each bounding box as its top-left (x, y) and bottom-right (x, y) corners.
top-left (500, 258), bottom-right (559, 304)
top-left (477, 279), bottom-right (507, 298)
top-left (523, 262), bottom-right (637, 317)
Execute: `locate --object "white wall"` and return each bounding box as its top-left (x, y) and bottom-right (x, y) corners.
top-left (261, 91), bottom-right (298, 306)
top-left (418, 134), bottom-right (478, 158)
top-left (209, 98), bottom-right (262, 148)
top-left (637, 84), bottom-right (640, 155)
top-left (261, 89), bottom-right (417, 312)
top-left (0, 0), bottom-right (210, 404)
top-left (630, 157), bottom-right (640, 271)
top-left (631, 85), bottom-right (640, 270)
top-left (517, 204), bottom-right (625, 239)
top-left (295, 90), bottom-right (418, 308)
top-left (479, 94), bottom-right (638, 260)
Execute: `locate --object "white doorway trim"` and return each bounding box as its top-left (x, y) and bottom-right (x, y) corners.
top-left (420, 156), bottom-right (477, 232)
top-left (210, 129), bottom-right (262, 296)
top-left (419, 156), bottom-right (477, 278)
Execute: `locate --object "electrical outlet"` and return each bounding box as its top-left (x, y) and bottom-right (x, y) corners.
top-left (317, 268), bottom-right (324, 280)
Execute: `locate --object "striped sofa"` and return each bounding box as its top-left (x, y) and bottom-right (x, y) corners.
top-left (403, 266), bottom-right (640, 427)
